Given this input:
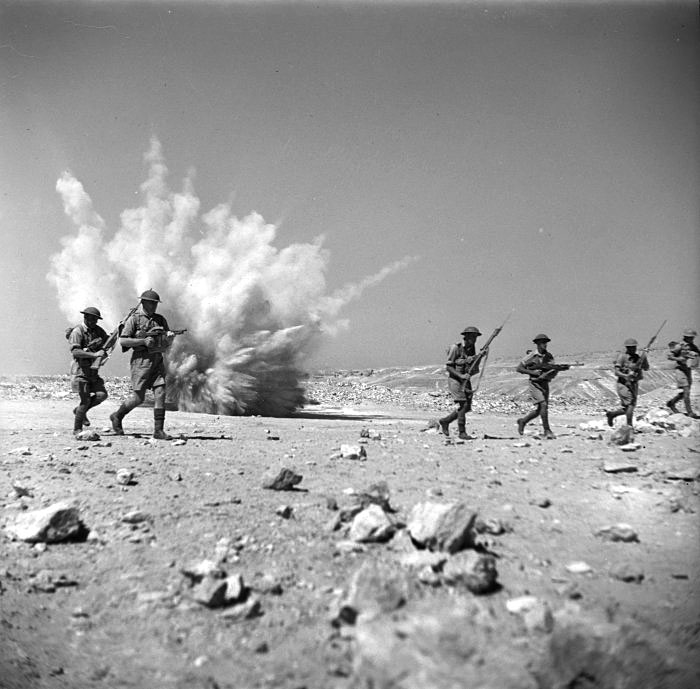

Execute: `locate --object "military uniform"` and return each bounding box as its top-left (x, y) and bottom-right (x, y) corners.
top-left (110, 290), bottom-right (176, 439)
top-left (666, 329), bottom-right (700, 418)
top-left (439, 326), bottom-right (484, 440)
top-left (613, 350), bottom-right (647, 407)
top-left (68, 307), bottom-right (109, 434)
top-left (516, 333), bottom-right (561, 439)
top-left (446, 341), bottom-right (481, 404)
top-left (120, 308), bottom-right (170, 393)
top-left (519, 349), bottom-right (555, 405)
top-left (68, 322), bottom-right (108, 394)
top-left (605, 339), bottom-right (649, 427)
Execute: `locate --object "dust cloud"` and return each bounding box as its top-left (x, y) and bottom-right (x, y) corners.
top-left (47, 138), bottom-right (414, 415)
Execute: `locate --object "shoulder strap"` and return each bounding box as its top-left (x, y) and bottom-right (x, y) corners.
top-left (65, 323), bottom-right (84, 340)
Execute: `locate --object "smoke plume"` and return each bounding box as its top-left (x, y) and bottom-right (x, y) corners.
top-left (47, 138), bottom-right (414, 416)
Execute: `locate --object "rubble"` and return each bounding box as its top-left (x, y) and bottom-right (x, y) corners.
top-left (406, 502), bottom-right (478, 553)
top-left (261, 466), bottom-right (303, 490)
top-left (348, 504), bottom-right (396, 543)
top-left (594, 523), bottom-right (639, 543)
top-left (4, 500), bottom-right (87, 543)
top-left (441, 550), bottom-right (499, 594)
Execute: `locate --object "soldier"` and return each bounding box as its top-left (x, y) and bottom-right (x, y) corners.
top-left (68, 307), bottom-right (109, 435)
top-left (109, 290), bottom-right (176, 439)
top-left (605, 338), bottom-right (649, 428)
top-left (516, 333), bottom-right (567, 440)
top-left (438, 326), bottom-right (487, 440)
top-left (666, 328), bottom-right (700, 419)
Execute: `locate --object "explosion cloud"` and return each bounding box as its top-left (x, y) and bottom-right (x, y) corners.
top-left (48, 138), bottom-right (415, 416)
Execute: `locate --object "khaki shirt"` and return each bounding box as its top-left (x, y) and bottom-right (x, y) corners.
top-left (68, 323), bottom-right (108, 378)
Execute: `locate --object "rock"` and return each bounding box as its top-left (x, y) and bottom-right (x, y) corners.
top-left (223, 573), bottom-right (246, 604)
top-left (565, 561), bottom-right (592, 574)
top-left (75, 430), bottom-right (100, 441)
top-left (474, 517), bottom-right (512, 535)
top-left (668, 413), bottom-right (694, 428)
top-left (219, 594), bottom-right (261, 621)
top-left (619, 442), bottom-right (641, 452)
top-left (506, 595), bottom-right (539, 614)
top-left (594, 523), bottom-right (639, 543)
top-left (644, 408), bottom-right (671, 424)
top-left (116, 469), bottom-right (135, 486)
top-left (275, 504), bottom-right (293, 519)
top-left (12, 483), bottom-right (33, 498)
top-left (666, 466), bottom-right (700, 481)
top-left (181, 560), bottom-right (225, 583)
top-left (121, 510), bottom-right (150, 524)
top-left (348, 504), bottom-right (396, 543)
top-left (190, 577), bottom-right (229, 608)
top-left (7, 446), bottom-right (31, 455)
top-left (261, 466), bottom-right (302, 490)
top-left (579, 420), bottom-right (609, 432)
top-left (351, 597), bottom-right (535, 689)
top-left (354, 481), bottom-right (393, 512)
top-left (602, 460), bottom-right (637, 474)
top-left (523, 601), bottom-right (554, 634)
top-left (331, 560), bottom-right (412, 626)
top-left (610, 563), bottom-right (644, 583)
top-left (340, 444), bottom-right (367, 460)
top-left (633, 420), bottom-right (660, 434)
top-left (4, 500), bottom-right (87, 543)
top-left (416, 565), bottom-right (441, 586)
top-left (406, 501), bottom-right (478, 553)
top-left (442, 551), bottom-right (499, 594)
top-left (397, 550), bottom-right (447, 571)
top-left (533, 606), bottom-right (699, 689)
top-left (609, 425), bottom-right (633, 445)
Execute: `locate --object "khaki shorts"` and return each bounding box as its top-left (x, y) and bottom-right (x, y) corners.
top-left (674, 369), bottom-right (691, 389)
top-left (71, 371), bottom-right (106, 396)
top-left (616, 381), bottom-right (637, 407)
top-left (130, 355), bottom-right (166, 393)
top-left (528, 380), bottom-right (549, 405)
top-left (448, 376), bottom-right (472, 402)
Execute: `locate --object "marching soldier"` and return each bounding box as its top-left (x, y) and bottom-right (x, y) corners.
top-left (68, 307), bottom-right (109, 435)
top-left (666, 328), bottom-right (700, 419)
top-left (516, 333), bottom-right (568, 440)
top-left (438, 326), bottom-right (487, 440)
top-left (109, 290), bottom-right (176, 439)
top-left (606, 338), bottom-right (649, 428)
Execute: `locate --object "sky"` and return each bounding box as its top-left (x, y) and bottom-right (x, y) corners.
top-left (1, 0), bottom-right (698, 378)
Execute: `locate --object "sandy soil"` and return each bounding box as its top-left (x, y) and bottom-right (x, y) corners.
top-left (1, 395), bottom-right (699, 689)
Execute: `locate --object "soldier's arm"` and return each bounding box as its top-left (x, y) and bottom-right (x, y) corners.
top-left (613, 354), bottom-right (627, 377)
top-left (119, 316), bottom-right (152, 349)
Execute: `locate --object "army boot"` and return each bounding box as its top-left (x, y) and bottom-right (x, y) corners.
top-left (152, 409), bottom-right (172, 441)
top-left (110, 407), bottom-right (128, 435)
top-left (457, 423), bottom-right (474, 441)
top-left (74, 406), bottom-right (91, 427)
top-left (73, 406), bottom-right (87, 436)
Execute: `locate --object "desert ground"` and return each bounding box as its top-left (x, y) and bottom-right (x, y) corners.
top-left (1, 359), bottom-right (699, 689)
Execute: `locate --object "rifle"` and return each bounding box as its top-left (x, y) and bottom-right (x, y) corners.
top-left (628, 319), bottom-right (666, 382)
top-left (535, 362), bottom-right (577, 382)
top-left (459, 312), bottom-right (512, 392)
top-left (139, 327), bottom-right (188, 353)
top-left (90, 304), bottom-right (139, 370)
top-left (465, 312), bottom-right (512, 377)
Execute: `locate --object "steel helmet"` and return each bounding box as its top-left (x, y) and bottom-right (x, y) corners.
top-left (532, 333), bottom-right (551, 343)
top-left (461, 326), bottom-right (482, 336)
top-left (624, 338), bottom-right (638, 347)
top-left (139, 289), bottom-right (161, 303)
top-left (80, 307), bottom-right (102, 320)
top-left (683, 328), bottom-right (697, 337)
